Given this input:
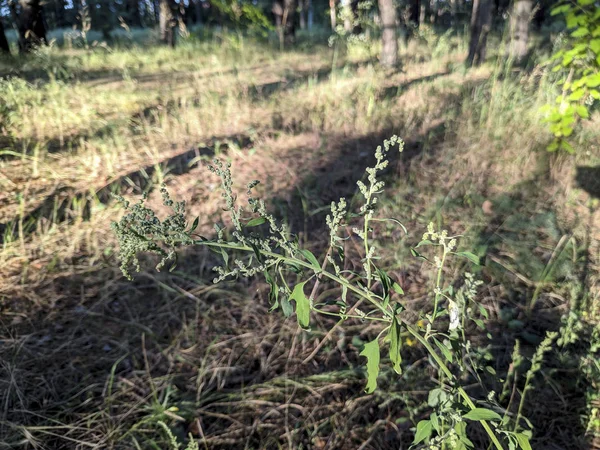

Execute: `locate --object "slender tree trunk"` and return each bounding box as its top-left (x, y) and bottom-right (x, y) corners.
top-left (418, 0), bottom-right (427, 26)
top-left (159, 0), bottom-right (177, 46)
top-left (283, 0), bottom-right (297, 43)
top-left (193, 0), bottom-right (202, 24)
top-left (330, 0), bottom-right (337, 30)
top-left (509, 0), bottom-right (532, 63)
top-left (341, 0), bottom-right (352, 32)
top-left (378, 0), bottom-right (398, 67)
top-left (299, 0), bottom-right (306, 30)
top-left (18, 0), bottom-right (47, 52)
top-left (466, 0), bottom-right (492, 66)
top-left (126, 0), bottom-right (142, 27)
top-left (0, 20), bottom-right (10, 54)
top-left (307, 0), bottom-right (313, 30)
top-left (409, 0), bottom-right (419, 25)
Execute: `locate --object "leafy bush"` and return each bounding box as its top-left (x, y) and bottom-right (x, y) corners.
top-left (542, 0), bottom-right (600, 152)
top-left (113, 138), bottom-right (552, 449)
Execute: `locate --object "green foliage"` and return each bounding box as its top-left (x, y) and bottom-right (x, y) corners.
top-left (113, 138), bottom-right (550, 450)
top-left (210, 0), bottom-right (273, 35)
top-left (543, 0), bottom-right (600, 152)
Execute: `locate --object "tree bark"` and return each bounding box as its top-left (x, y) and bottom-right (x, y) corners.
top-left (18, 0), bottom-right (47, 52)
top-left (330, 0), bottom-right (337, 30)
top-left (341, 0), bottom-right (352, 32)
top-left (193, 0), bottom-right (203, 24)
top-left (159, 0), bottom-right (177, 46)
top-left (509, 0), bottom-right (532, 63)
top-left (126, 0), bottom-right (142, 27)
top-left (378, 0), bottom-right (398, 67)
top-left (419, 0), bottom-right (427, 26)
top-left (0, 20), bottom-right (10, 54)
top-left (466, 0), bottom-right (492, 66)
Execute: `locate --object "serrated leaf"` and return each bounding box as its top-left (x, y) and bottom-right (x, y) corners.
top-left (246, 217), bottom-right (267, 227)
top-left (455, 251), bottom-right (480, 265)
top-left (360, 339), bottom-right (380, 393)
top-left (463, 408), bottom-right (502, 422)
top-left (300, 249), bottom-right (320, 271)
top-left (413, 419), bottom-right (433, 444)
top-left (515, 433), bottom-right (533, 450)
top-left (290, 281), bottom-right (310, 328)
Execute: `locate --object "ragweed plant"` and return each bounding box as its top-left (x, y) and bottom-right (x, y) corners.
top-left (113, 138), bottom-right (535, 450)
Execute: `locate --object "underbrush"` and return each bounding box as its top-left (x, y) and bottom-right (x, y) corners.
top-left (0, 29), bottom-right (598, 449)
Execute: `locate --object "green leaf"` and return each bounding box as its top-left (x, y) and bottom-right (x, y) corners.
top-left (360, 339), bottom-right (380, 393)
top-left (576, 105), bottom-right (589, 119)
top-left (189, 216), bottom-right (200, 232)
top-left (290, 281), bottom-right (310, 328)
top-left (246, 217), bottom-right (266, 227)
top-left (560, 140), bottom-right (575, 153)
top-left (280, 296), bottom-right (293, 317)
top-left (548, 140), bottom-right (559, 152)
top-left (463, 408), bottom-right (502, 422)
top-left (568, 89), bottom-right (586, 101)
top-left (388, 308), bottom-right (403, 374)
top-left (571, 27), bottom-right (589, 38)
top-left (515, 433), bottom-right (533, 450)
top-left (587, 73), bottom-right (600, 88)
top-left (433, 338), bottom-right (453, 363)
top-left (413, 419), bottom-right (433, 444)
top-left (590, 89), bottom-right (600, 99)
top-left (454, 251), bottom-right (480, 265)
top-left (392, 282), bottom-right (404, 295)
top-left (577, 0), bottom-right (594, 5)
top-left (591, 39), bottom-right (600, 55)
top-left (550, 4), bottom-right (570, 15)
top-left (410, 247), bottom-right (430, 261)
top-left (299, 249), bottom-right (320, 271)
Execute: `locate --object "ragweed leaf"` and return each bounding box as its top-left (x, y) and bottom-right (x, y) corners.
top-left (360, 339), bottom-right (380, 393)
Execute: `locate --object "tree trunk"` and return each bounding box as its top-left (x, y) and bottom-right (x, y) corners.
top-left (126, 0), bottom-right (142, 27)
top-left (282, 0), bottom-right (297, 43)
top-left (378, 0), bottom-right (398, 67)
top-left (299, 0), bottom-right (306, 30)
top-left (418, 0), bottom-right (427, 26)
top-left (18, 0), bottom-right (47, 52)
top-left (193, 0), bottom-right (202, 24)
top-left (159, 0), bottom-right (177, 46)
top-left (466, 0), bottom-right (492, 66)
top-left (409, 0), bottom-right (419, 25)
top-left (509, 0), bottom-right (532, 63)
top-left (0, 20), bottom-right (10, 54)
top-left (307, 0), bottom-right (313, 30)
top-left (330, 0), bottom-right (337, 30)
top-left (341, 0), bottom-right (352, 32)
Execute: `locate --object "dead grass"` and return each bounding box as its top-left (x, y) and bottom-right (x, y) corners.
top-left (0, 31), bottom-right (599, 449)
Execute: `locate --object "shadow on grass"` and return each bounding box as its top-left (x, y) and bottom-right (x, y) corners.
top-left (0, 73), bottom-right (592, 450)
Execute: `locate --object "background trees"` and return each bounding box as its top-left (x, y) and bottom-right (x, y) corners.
top-left (0, 0), bottom-right (561, 70)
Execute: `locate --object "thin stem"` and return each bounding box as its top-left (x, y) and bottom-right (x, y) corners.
top-left (196, 239), bottom-right (504, 450)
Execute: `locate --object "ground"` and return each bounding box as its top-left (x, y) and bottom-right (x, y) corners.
top-left (0, 28), bottom-right (599, 449)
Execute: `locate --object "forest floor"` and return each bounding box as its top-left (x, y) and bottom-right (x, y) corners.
top-left (0, 29), bottom-right (599, 449)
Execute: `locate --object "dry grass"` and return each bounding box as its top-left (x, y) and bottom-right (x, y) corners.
top-left (0, 29), bottom-right (599, 449)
